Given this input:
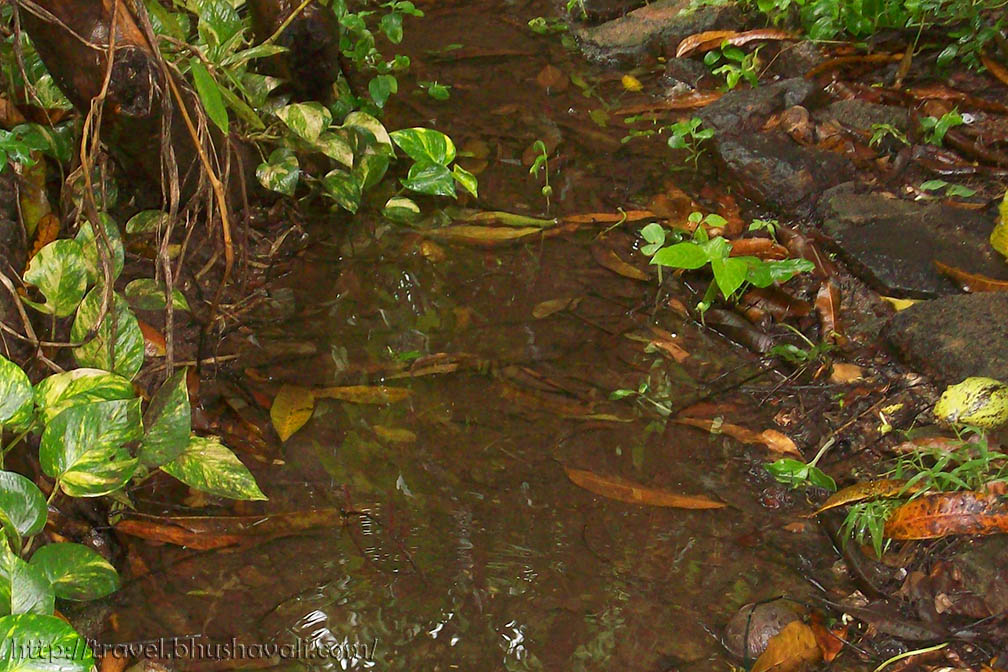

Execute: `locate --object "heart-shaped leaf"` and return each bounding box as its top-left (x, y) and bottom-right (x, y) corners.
top-left (71, 289), bottom-right (144, 380)
top-left (22, 240), bottom-right (87, 317)
top-left (29, 543), bottom-right (118, 601)
top-left (0, 357), bottom-right (33, 428)
top-left (161, 435), bottom-right (267, 500)
top-left (138, 370), bottom-right (191, 467)
top-left (34, 369), bottom-right (135, 427)
top-left (0, 613), bottom-right (94, 672)
top-left (0, 551), bottom-right (54, 616)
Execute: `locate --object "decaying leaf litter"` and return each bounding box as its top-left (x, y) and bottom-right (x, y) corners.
top-left (4, 0), bottom-right (1008, 669)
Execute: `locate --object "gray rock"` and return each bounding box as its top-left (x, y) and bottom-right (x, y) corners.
top-left (816, 99), bottom-right (909, 134)
top-left (579, 0), bottom-right (649, 23)
top-left (710, 131), bottom-right (854, 214)
top-left (819, 184), bottom-right (1008, 298)
top-left (723, 601), bottom-right (800, 660)
top-left (697, 77), bottom-right (821, 133)
top-left (885, 292), bottom-right (1008, 386)
top-left (765, 41), bottom-right (825, 79)
top-left (576, 0), bottom-right (740, 64)
top-left (663, 56), bottom-right (713, 88)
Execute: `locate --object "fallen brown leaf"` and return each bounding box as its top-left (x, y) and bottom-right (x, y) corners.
top-left (750, 620), bottom-right (822, 672)
top-left (565, 466), bottom-right (725, 508)
top-left (730, 238), bottom-right (790, 260)
top-left (315, 385), bottom-right (412, 404)
top-left (885, 491), bottom-right (1008, 539)
top-left (815, 279), bottom-right (844, 344)
top-left (674, 417), bottom-right (801, 455)
top-left (590, 244), bottom-right (649, 281)
top-left (934, 260), bottom-right (1008, 292)
top-left (561, 209), bottom-right (656, 224)
top-left (813, 479), bottom-right (919, 516)
top-left (828, 362), bottom-right (863, 384)
top-left (423, 225), bottom-right (541, 247)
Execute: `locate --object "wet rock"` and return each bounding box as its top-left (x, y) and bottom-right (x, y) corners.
top-left (723, 601), bottom-right (800, 659)
top-left (576, 0), bottom-right (741, 64)
top-left (816, 99), bottom-right (909, 134)
top-left (819, 183), bottom-right (1008, 298)
top-left (579, 0), bottom-right (649, 23)
top-left (710, 131), bottom-right (854, 214)
top-left (765, 41), bottom-right (825, 79)
top-left (884, 292), bottom-right (1008, 386)
top-left (697, 77), bottom-right (821, 133)
top-left (663, 56), bottom-right (713, 88)
top-left (943, 537), bottom-right (1008, 616)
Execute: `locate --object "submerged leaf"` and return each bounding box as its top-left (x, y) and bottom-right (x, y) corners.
top-left (270, 385), bottom-right (315, 442)
top-left (565, 466), bottom-right (725, 508)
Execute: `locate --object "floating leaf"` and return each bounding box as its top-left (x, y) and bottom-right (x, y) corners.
top-left (812, 479), bottom-right (918, 515)
top-left (314, 385), bottom-right (411, 404)
top-left (29, 542), bottom-right (118, 601)
top-left (114, 508), bottom-right (341, 549)
top-left (161, 435), bottom-right (266, 500)
top-left (591, 245), bottom-right (648, 281)
top-left (39, 400), bottom-right (141, 497)
top-left (0, 357), bottom-right (32, 428)
top-left (270, 384), bottom-right (315, 442)
top-left (138, 369), bottom-right (191, 467)
top-left (0, 551), bottom-right (54, 616)
top-left (124, 278), bottom-right (190, 312)
top-left (34, 369), bottom-right (135, 426)
top-left (532, 297), bottom-right (580, 319)
top-left (674, 417), bottom-right (801, 455)
top-left (565, 466), bottom-right (725, 508)
top-left (22, 239), bottom-right (87, 317)
top-left (71, 289), bottom-right (145, 380)
top-left (750, 620), bottom-right (822, 672)
top-left (422, 225), bottom-right (540, 247)
top-left (884, 491), bottom-right (1008, 539)
top-left (0, 614), bottom-right (94, 672)
top-left (373, 425), bottom-right (416, 443)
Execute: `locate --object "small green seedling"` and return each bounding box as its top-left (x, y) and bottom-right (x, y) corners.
top-left (919, 179), bottom-right (976, 198)
top-left (704, 42), bottom-right (761, 90)
top-left (869, 123), bottom-right (909, 148)
top-left (528, 16), bottom-right (568, 34)
top-left (418, 80), bottom-right (451, 100)
top-left (529, 140), bottom-right (553, 210)
top-left (667, 117), bottom-right (714, 168)
top-left (766, 437), bottom-right (837, 491)
top-left (920, 109), bottom-right (964, 146)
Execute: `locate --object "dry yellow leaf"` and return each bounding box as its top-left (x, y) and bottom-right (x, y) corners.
top-left (882, 296), bottom-right (916, 311)
top-left (271, 384), bottom-right (316, 442)
top-left (828, 363), bottom-right (863, 384)
top-left (315, 385), bottom-right (412, 404)
top-left (565, 467), bottom-right (725, 508)
top-left (750, 620), bottom-right (822, 672)
top-left (621, 74), bottom-right (643, 91)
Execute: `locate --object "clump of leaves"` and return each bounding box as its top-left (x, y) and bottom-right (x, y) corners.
top-left (641, 214), bottom-right (815, 316)
top-left (704, 42), bottom-right (761, 90)
top-left (766, 437), bottom-right (838, 491)
top-left (666, 117), bottom-right (715, 168)
top-left (920, 109), bottom-right (965, 146)
top-left (528, 139), bottom-right (553, 210)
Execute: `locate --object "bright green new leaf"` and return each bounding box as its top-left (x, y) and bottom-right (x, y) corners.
top-left (0, 357), bottom-right (32, 428)
top-left (368, 74), bottom-right (398, 108)
top-left (28, 543), bottom-right (118, 601)
top-left (0, 551), bottom-right (54, 617)
top-left (71, 289), bottom-right (145, 380)
top-left (138, 369), bottom-right (191, 468)
top-left (0, 614), bottom-right (93, 672)
top-left (276, 102), bottom-right (332, 143)
top-left (452, 164), bottom-right (478, 198)
top-left (161, 435), bottom-right (267, 500)
top-left (650, 242), bottom-right (709, 269)
top-left (40, 400), bottom-right (141, 497)
top-left (75, 215), bottom-right (124, 286)
top-left (379, 11), bottom-right (403, 43)
top-left (22, 240), bottom-right (87, 317)
top-left (124, 279), bottom-right (190, 312)
top-left (390, 127), bottom-right (456, 165)
top-left (34, 369), bottom-right (134, 427)
top-left (189, 60), bottom-right (229, 134)
top-left (710, 256), bottom-right (749, 298)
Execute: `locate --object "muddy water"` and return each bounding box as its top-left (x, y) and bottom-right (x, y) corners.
top-left (94, 2), bottom-right (849, 670)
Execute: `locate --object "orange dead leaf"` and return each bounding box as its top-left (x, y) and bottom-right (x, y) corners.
top-left (674, 417), bottom-right (801, 455)
top-left (750, 620), bottom-right (822, 672)
top-left (612, 92), bottom-right (722, 115)
top-left (884, 492), bottom-right (1008, 539)
top-left (29, 214), bottom-right (60, 260)
top-left (730, 238), bottom-right (790, 260)
top-left (934, 260), bottom-right (1008, 292)
top-left (561, 209), bottom-right (656, 225)
top-left (981, 50), bottom-right (1008, 87)
top-left (815, 279), bottom-right (843, 344)
top-left (809, 612), bottom-right (846, 663)
top-left (137, 319), bottom-right (165, 357)
top-left (675, 30), bottom-right (737, 58)
top-left (828, 362), bottom-right (863, 384)
top-left (590, 244), bottom-right (649, 281)
top-left (564, 466), bottom-right (725, 509)
top-left (813, 479), bottom-right (919, 516)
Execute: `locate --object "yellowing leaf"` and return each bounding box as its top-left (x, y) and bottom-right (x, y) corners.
top-left (373, 425), bottom-right (417, 443)
top-left (591, 244), bottom-right (649, 281)
top-left (532, 297), bottom-right (580, 319)
top-left (812, 479), bottom-right (919, 516)
top-left (882, 296), bottom-right (917, 311)
top-left (270, 384), bottom-right (315, 442)
top-left (674, 417), bottom-right (801, 455)
top-left (828, 363), bottom-right (863, 384)
top-left (314, 385), bottom-right (411, 404)
top-left (621, 74), bottom-right (643, 91)
top-left (750, 621), bottom-right (822, 672)
top-left (422, 225), bottom-right (541, 247)
top-left (565, 466), bottom-right (725, 508)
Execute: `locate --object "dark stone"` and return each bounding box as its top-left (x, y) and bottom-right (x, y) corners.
top-left (884, 292), bottom-right (1008, 385)
top-left (764, 41), bottom-right (825, 79)
top-left (819, 183), bottom-right (1008, 298)
top-left (663, 56), bottom-right (713, 88)
top-left (815, 99), bottom-right (909, 133)
top-left (709, 131), bottom-right (854, 214)
top-left (576, 0), bottom-right (741, 64)
top-left (697, 77), bottom-right (821, 133)
top-left (579, 0), bottom-right (649, 23)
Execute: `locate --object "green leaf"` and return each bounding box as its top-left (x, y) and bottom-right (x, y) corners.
top-left (920, 179), bottom-right (948, 191)
top-left (124, 210), bottom-right (169, 235)
top-left (276, 102), bottom-right (331, 143)
top-left (0, 472), bottom-right (46, 542)
top-left (40, 400), bottom-right (141, 497)
top-left (368, 74), bottom-right (398, 108)
top-left (0, 357), bottom-right (32, 428)
top-left (189, 60), bottom-right (228, 134)
top-left (355, 152), bottom-right (390, 191)
top-left (710, 256), bottom-right (748, 298)
top-left (321, 169), bottom-right (362, 213)
top-left (70, 289), bottom-right (144, 380)
top-left (34, 369), bottom-right (135, 427)
top-left (161, 435), bottom-right (267, 500)
top-left (649, 242), bottom-right (709, 269)
top-left (402, 161), bottom-right (455, 197)
top-left (74, 215), bottom-right (124, 286)
top-left (640, 223), bottom-right (665, 246)
top-left (123, 279), bottom-right (190, 312)
top-left (945, 184), bottom-right (977, 198)
top-left (0, 551), bottom-right (54, 617)
top-left (138, 370), bottom-right (191, 468)
top-left (379, 11), bottom-right (403, 43)
top-left (382, 197), bottom-right (421, 223)
top-left (341, 111), bottom-right (393, 153)
top-left (215, 83), bottom-right (265, 131)
top-left (28, 543), bottom-right (118, 601)
top-left (256, 148), bottom-right (300, 196)
top-left (452, 164), bottom-right (478, 198)
top-left (22, 240), bottom-right (87, 317)
top-left (0, 613), bottom-right (94, 672)
top-left (316, 131), bottom-right (355, 169)
top-left (390, 127), bottom-right (456, 165)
